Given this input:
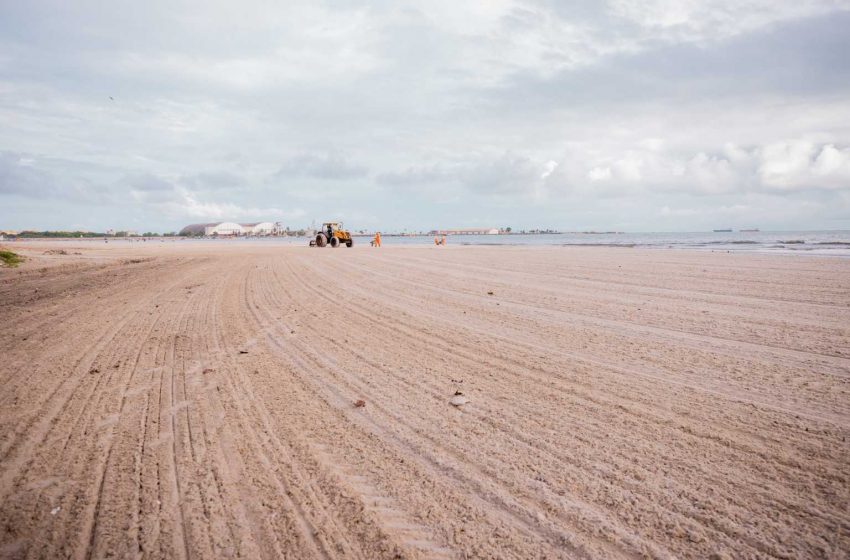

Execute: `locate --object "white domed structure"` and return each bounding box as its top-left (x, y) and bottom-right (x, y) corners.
top-left (179, 221), bottom-right (279, 236)
top-left (179, 222), bottom-right (245, 236)
top-left (241, 222), bottom-right (275, 235)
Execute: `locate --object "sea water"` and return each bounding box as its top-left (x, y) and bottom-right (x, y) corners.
top-left (427, 230), bottom-right (850, 256)
top-left (169, 230), bottom-right (850, 256)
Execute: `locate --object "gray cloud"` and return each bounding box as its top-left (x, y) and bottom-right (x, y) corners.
top-left (378, 168), bottom-right (446, 187)
top-left (0, 151), bottom-right (112, 203)
top-left (127, 173), bottom-right (173, 192)
top-left (492, 10), bottom-right (850, 111)
top-left (0, 152), bottom-right (55, 197)
top-left (378, 154), bottom-right (548, 197)
top-left (180, 171), bottom-right (244, 191)
top-left (275, 153), bottom-right (368, 181)
top-left (1, 1), bottom-right (849, 232)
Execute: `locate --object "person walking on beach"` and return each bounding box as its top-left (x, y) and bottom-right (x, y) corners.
top-left (373, 232), bottom-right (381, 247)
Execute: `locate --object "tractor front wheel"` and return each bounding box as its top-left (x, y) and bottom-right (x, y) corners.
top-left (346, 239), bottom-right (353, 247)
top-left (330, 236), bottom-right (340, 248)
top-left (316, 233), bottom-right (327, 247)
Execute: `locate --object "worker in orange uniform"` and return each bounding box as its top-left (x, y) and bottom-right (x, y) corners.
top-left (373, 231), bottom-right (381, 247)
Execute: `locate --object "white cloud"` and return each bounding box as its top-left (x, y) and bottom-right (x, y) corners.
top-left (813, 144), bottom-right (848, 175)
top-left (175, 196), bottom-right (283, 220)
top-left (531, 137), bottom-right (850, 198)
top-left (541, 160), bottom-right (558, 179)
top-left (758, 140), bottom-right (850, 190)
top-left (2, 1), bottom-right (850, 231)
top-left (608, 0), bottom-right (844, 43)
top-left (588, 166), bottom-right (612, 182)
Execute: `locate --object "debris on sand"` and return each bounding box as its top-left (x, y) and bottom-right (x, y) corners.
top-left (449, 391), bottom-right (469, 407)
top-left (238, 350), bottom-right (248, 354)
top-left (354, 399), bottom-right (366, 408)
top-left (50, 506), bottom-right (60, 515)
top-left (43, 249), bottom-right (81, 256)
top-left (202, 368), bottom-right (214, 375)
top-left (487, 291), bottom-right (494, 296)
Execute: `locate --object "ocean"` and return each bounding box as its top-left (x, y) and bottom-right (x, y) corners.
top-left (366, 230), bottom-right (850, 255)
top-left (160, 230), bottom-right (850, 256)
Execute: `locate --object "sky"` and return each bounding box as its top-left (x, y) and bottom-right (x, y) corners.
top-left (1, 0), bottom-right (850, 233)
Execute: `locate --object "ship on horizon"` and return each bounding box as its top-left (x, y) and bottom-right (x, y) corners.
top-left (713, 228), bottom-right (733, 232)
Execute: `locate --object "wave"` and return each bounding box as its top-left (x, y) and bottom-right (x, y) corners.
top-left (701, 240), bottom-right (759, 245)
top-left (561, 243), bottom-right (637, 248)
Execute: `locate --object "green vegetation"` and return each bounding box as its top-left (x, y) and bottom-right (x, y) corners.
top-left (16, 230), bottom-right (108, 238)
top-left (0, 249), bottom-right (23, 268)
top-left (11, 230), bottom-right (183, 238)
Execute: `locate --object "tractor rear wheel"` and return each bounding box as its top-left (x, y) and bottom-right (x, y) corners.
top-left (330, 236), bottom-right (340, 248)
top-left (316, 233), bottom-right (327, 247)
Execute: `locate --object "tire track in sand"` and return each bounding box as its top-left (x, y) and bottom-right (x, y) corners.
top-left (250, 258), bottom-right (604, 558)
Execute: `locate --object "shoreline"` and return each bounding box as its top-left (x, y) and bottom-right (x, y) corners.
top-left (4, 236), bottom-right (850, 267)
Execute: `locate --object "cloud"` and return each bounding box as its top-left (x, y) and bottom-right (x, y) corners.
top-left (0, 151), bottom-right (55, 196)
top-left (380, 137), bottom-right (850, 202)
top-left (275, 152), bottom-right (368, 180)
top-left (126, 181), bottom-right (290, 222)
top-left (127, 173), bottom-right (172, 192)
top-left (758, 141), bottom-right (850, 190)
top-left (541, 160), bottom-right (558, 179)
top-left (541, 138), bottom-right (850, 197)
top-left (376, 164), bottom-right (453, 187)
top-left (606, 0), bottom-right (841, 41)
top-left (1, 2), bottom-right (850, 231)
top-left (378, 153), bottom-right (554, 198)
top-left (171, 195), bottom-right (283, 220)
top-left (180, 171), bottom-right (244, 191)
top-left (460, 153), bottom-right (543, 195)
top-left (0, 151), bottom-right (111, 203)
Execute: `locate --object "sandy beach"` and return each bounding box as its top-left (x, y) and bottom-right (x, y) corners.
top-left (1, 241), bottom-right (848, 559)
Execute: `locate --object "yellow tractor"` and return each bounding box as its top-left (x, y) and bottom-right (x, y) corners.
top-left (313, 222), bottom-right (353, 248)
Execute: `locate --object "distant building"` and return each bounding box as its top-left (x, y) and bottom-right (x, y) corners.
top-left (178, 222), bottom-right (277, 236)
top-left (429, 228), bottom-right (500, 235)
top-left (241, 222), bottom-right (276, 235)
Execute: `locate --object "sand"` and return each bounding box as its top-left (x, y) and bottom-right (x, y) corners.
top-left (1, 240), bottom-right (848, 559)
